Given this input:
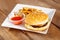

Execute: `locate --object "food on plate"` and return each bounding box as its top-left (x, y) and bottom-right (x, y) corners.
top-left (9, 14), bottom-right (25, 25)
top-left (25, 12), bottom-right (49, 31)
top-left (9, 7), bottom-right (49, 30)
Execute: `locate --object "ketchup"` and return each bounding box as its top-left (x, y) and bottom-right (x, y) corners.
top-left (11, 16), bottom-right (22, 21)
top-left (10, 16), bottom-right (23, 25)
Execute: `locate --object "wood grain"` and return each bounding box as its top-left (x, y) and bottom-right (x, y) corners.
top-left (0, 0), bottom-right (60, 40)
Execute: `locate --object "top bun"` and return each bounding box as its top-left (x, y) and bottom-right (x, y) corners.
top-left (25, 12), bottom-right (48, 26)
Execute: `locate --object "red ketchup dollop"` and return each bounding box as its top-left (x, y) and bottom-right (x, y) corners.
top-left (11, 17), bottom-right (22, 21)
top-left (11, 16), bottom-right (23, 25)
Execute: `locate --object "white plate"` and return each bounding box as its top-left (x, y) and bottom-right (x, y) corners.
top-left (1, 4), bottom-right (56, 34)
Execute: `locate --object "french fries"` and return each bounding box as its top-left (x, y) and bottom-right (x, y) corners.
top-left (15, 7), bottom-right (42, 16)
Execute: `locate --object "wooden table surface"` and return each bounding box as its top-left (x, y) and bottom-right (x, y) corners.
top-left (0, 0), bottom-right (60, 40)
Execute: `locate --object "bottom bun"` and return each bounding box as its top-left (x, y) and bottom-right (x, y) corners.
top-left (25, 21), bottom-right (50, 31)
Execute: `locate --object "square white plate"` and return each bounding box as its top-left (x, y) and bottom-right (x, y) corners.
top-left (1, 4), bottom-right (56, 34)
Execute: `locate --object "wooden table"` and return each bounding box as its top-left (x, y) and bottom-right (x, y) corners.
top-left (0, 0), bottom-right (60, 40)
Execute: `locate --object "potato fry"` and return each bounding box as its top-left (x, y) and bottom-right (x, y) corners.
top-left (17, 7), bottom-right (42, 16)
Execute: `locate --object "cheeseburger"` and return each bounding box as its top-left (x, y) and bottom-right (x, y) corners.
top-left (25, 12), bottom-right (49, 31)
